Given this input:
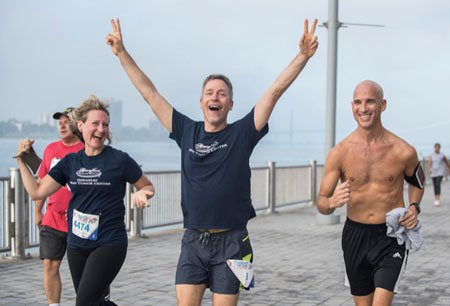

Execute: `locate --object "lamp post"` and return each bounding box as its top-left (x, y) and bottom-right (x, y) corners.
top-left (316, 0), bottom-right (341, 225)
top-left (317, 0), bottom-right (384, 225)
top-left (324, 0), bottom-right (339, 156)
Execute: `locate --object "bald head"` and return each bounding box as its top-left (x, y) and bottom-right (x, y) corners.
top-left (353, 80), bottom-right (384, 101)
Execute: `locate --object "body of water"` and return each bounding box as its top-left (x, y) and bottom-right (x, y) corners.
top-left (1, 127), bottom-right (437, 177)
top-left (0, 135), bottom-right (326, 177)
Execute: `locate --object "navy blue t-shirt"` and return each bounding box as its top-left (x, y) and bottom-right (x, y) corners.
top-left (170, 108), bottom-right (268, 229)
top-left (48, 146), bottom-right (142, 249)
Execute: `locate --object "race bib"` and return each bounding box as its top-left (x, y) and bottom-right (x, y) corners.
top-left (72, 209), bottom-right (99, 241)
top-left (227, 259), bottom-right (254, 288)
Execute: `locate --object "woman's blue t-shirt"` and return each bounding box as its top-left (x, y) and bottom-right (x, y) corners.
top-left (48, 146), bottom-right (142, 249)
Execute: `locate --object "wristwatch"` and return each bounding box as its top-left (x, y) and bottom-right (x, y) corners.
top-left (409, 202), bottom-right (421, 214)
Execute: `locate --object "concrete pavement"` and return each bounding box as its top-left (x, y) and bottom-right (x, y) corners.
top-left (1, 182), bottom-right (450, 305)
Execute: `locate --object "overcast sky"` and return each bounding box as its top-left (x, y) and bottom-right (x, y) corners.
top-left (1, 0), bottom-right (449, 154)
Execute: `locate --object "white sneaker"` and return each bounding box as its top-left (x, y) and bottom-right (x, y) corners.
top-left (434, 200), bottom-right (440, 206)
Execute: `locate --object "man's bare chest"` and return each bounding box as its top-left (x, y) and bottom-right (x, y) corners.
top-left (340, 147), bottom-right (403, 185)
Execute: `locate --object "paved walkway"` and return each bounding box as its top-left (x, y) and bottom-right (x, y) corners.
top-left (1, 182), bottom-right (450, 305)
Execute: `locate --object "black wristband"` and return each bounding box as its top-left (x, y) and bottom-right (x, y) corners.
top-left (409, 202), bottom-right (421, 214)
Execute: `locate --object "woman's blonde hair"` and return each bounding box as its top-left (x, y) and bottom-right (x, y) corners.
top-left (69, 95), bottom-right (112, 144)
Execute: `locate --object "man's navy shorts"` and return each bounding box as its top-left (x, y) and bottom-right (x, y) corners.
top-left (175, 228), bottom-right (253, 294)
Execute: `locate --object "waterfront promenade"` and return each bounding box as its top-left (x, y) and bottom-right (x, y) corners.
top-left (1, 182), bottom-right (450, 305)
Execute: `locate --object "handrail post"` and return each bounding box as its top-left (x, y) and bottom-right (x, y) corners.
top-left (9, 168), bottom-right (26, 259)
top-left (266, 161), bottom-right (276, 214)
top-left (3, 179), bottom-right (11, 252)
top-left (132, 206), bottom-right (143, 238)
top-left (309, 160), bottom-right (317, 206)
top-left (125, 183), bottom-right (132, 235)
top-left (127, 183), bottom-right (142, 238)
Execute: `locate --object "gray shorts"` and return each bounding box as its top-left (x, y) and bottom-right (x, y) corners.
top-left (39, 226), bottom-right (68, 260)
top-left (175, 228), bottom-right (253, 294)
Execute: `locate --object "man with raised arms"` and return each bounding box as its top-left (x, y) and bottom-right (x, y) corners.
top-left (107, 18), bottom-right (318, 306)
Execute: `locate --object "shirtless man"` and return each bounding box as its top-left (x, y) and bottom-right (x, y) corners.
top-left (316, 80), bottom-right (425, 306)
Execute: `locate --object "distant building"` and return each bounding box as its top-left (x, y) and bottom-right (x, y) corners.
top-left (39, 113), bottom-right (54, 126)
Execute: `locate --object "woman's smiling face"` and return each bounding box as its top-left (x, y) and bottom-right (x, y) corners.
top-left (78, 109), bottom-right (110, 155)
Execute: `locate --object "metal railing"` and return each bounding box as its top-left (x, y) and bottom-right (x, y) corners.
top-left (1, 176), bottom-right (11, 253)
top-left (1, 161), bottom-right (323, 258)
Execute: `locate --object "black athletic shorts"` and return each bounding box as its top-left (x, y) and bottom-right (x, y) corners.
top-left (175, 228), bottom-right (253, 294)
top-left (39, 225), bottom-right (68, 260)
top-left (342, 218), bottom-right (408, 296)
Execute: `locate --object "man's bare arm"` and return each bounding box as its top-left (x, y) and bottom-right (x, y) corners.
top-left (404, 147), bottom-right (425, 204)
top-left (107, 18), bottom-right (173, 132)
top-left (317, 149), bottom-right (350, 214)
top-left (254, 19), bottom-right (318, 131)
top-left (401, 146), bottom-right (425, 228)
top-left (35, 198), bottom-right (46, 228)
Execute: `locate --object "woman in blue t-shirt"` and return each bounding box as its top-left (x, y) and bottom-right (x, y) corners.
top-left (16, 95), bottom-right (155, 306)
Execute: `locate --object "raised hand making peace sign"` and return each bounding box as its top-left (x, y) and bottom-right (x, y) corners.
top-left (300, 18), bottom-right (319, 58)
top-left (107, 18), bottom-right (125, 56)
